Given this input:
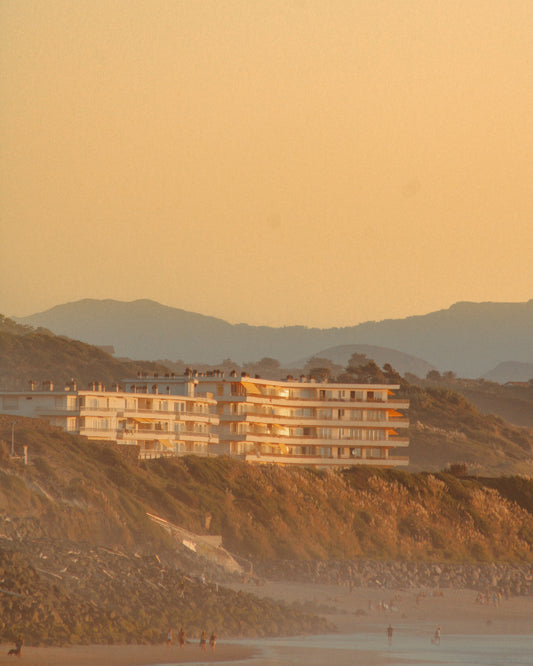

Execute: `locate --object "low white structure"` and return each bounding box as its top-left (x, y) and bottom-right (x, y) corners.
top-left (0, 378), bottom-right (219, 459)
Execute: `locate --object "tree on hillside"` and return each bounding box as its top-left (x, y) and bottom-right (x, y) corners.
top-left (338, 357), bottom-right (387, 384)
top-left (303, 356), bottom-right (343, 381)
top-left (243, 357), bottom-right (281, 378)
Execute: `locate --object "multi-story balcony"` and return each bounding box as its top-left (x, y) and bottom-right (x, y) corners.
top-left (122, 408), bottom-right (218, 423)
top-left (222, 394), bottom-right (409, 410)
top-left (221, 413), bottom-right (408, 429)
top-left (178, 433), bottom-right (219, 443)
top-left (220, 432), bottom-right (409, 447)
top-left (243, 453), bottom-right (409, 467)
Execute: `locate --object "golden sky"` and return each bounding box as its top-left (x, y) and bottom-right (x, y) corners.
top-left (1, 0), bottom-right (532, 326)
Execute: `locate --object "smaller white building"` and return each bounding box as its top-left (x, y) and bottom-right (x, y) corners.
top-left (0, 378), bottom-right (219, 459)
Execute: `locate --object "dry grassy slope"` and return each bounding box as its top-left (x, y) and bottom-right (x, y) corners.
top-left (0, 317), bottom-right (170, 390)
top-left (1, 416), bottom-right (533, 564)
top-left (406, 385), bottom-right (533, 476)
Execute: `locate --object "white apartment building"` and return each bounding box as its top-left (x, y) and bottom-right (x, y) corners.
top-left (195, 372), bottom-right (409, 467)
top-left (0, 377), bottom-right (219, 460)
top-left (0, 372), bottom-right (409, 467)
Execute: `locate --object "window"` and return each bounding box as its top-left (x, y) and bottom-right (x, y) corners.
top-left (350, 447), bottom-right (362, 458)
top-left (370, 448), bottom-right (382, 458)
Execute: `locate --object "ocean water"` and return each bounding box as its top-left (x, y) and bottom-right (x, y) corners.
top-left (313, 632), bottom-right (532, 665)
top-left (235, 632), bottom-right (533, 665)
top-left (154, 632), bottom-right (533, 665)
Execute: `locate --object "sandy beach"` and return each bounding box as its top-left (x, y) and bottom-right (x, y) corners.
top-left (231, 578), bottom-right (533, 636)
top-left (1, 581), bottom-right (531, 665)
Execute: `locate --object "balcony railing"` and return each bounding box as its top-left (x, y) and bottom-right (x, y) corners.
top-left (243, 453), bottom-right (409, 467)
top-left (222, 433), bottom-right (409, 446)
top-left (223, 412), bottom-right (408, 428)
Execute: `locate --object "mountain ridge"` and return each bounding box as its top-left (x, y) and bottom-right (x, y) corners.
top-left (16, 298), bottom-right (533, 378)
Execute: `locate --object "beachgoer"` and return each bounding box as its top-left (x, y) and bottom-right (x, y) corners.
top-left (8, 634), bottom-right (23, 656)
top-left (178, 627), bottom-right (186, 648)
top-left (432, 626), bottom-right (441, 646)
top-left (167, 628), bottom-right (173, 648)
top-left (386, 624), bottom-right (393, 645)
top-left (209, 631), bottom-right (217, 652)
top-left (200, 630), bottom-right (207, 651)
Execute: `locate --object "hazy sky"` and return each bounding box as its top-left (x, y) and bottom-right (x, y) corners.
top-left (1, 1), bottom-right (531, 327)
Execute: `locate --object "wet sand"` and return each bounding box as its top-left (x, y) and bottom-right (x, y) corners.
top-left (0, 643), bottom-right (390, 666)
top-left (0, 643), bottom-right (257, 666)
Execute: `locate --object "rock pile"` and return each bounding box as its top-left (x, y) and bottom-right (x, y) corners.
top-left (256, 559), bottom-right (533, 596)
top-left (0, 538), bottom-right (330, 647)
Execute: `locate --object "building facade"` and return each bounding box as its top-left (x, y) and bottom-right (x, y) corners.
top-left (195, 372), bottom-right (409, 467)
top-left (0, 373), bottom-right (409, 467)
top-left (0, 378), bottom-right (219, 460)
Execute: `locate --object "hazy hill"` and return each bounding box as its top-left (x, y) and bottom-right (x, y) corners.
top-left (406, 384), bottom-right (533, 475)
top-left (482, 361), bottom-right (533, 384)
top-left (0, 315), bottom-right (170, 390)
top-left (409, 375), bottom-right (533, 429)
top-left (16, 298), bottom-right (533, 377)
top-left (289, 344), bottom-right (435, 377)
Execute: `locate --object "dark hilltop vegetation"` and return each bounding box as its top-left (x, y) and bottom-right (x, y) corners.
top-left (0, 315), bottom-right (169, 390)
top-left (1, 416), bottom-right (533, 645)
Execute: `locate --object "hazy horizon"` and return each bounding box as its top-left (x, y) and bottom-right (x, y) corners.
top-left (2, 1), bottom-right (532, 327)
top-left (9, 294), bottom-right (533, 330)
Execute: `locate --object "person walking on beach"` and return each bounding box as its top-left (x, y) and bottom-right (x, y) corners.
top-left (209, 631), bottom-right (217, 652)
top-left (200, 630), bottom-right (207, 651)
top-left (431, 626), bottom-right (441, 646)
top-left (386, 624), bottom-right (393, 645)
top-left (167, 628), bottom-right (173, 648)
top-left (178, 627), bottom-right (186, 649)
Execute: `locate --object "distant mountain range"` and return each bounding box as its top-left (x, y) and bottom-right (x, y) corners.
top-left (16, 298), bottom-right (533, 378)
